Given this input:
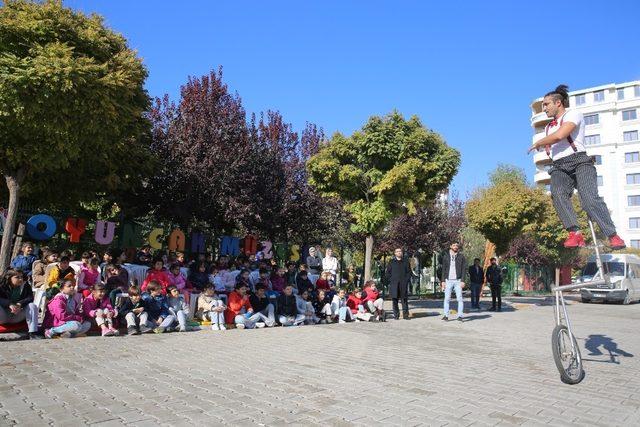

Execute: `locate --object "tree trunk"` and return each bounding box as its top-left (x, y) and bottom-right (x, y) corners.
top-left (364, 234), bottom-right (374, 281)
top-left (0, 170), bottom-right (25, 275)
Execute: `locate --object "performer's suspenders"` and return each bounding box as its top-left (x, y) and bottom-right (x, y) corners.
top-left (544, 114), bottom-right (577, 157)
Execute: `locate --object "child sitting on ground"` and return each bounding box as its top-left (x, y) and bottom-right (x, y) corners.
top-left (196, 284), bottom-right (227, 330)
top-left (271, 267), bottom-right (286, 294)
top-left (315, 271), bottom-right (332, 292)
top-left (83, 283), bottom-right (119, 336)
top-left (32, 250), bottom-right (58, 290)
top-left (331, 288), bottom-right (354, 323)
top-left (347, 288), bottom-right (373, 322)
top-left (166, 285), bottom-right (190, 332)
top-left (43, 279), bottom-right (91, 338)
top-left (106, 264), bottom-right (129, 306)
top-left (277, 284), bottom-right (305, 326)
top-left (142, 258), bottom-right (171, 294)
top-left (209, 265), bottom-right (227, 294)
top-left (188, 261), bottom-right (210, 292)
top-left (295, 270), bottom-right (314, 295)
top-left (296, 289), bottom-right (318, 325)
top-left (362, 280), bottom-right (385, 322)
top-left (312, 288), bottom-right (333, 324)
top-left (46, 256), bottom-right (75, 296)
top-left (225, 282), bottom-right (266, 329)
top-left (248, 284), bottom-right (276, 327)
top-left (168, 263), bottom-right (190, 303)
top-left (118, 286), bottom-right (151, 335)
top-left (10, 242), bottom-right (36, 280)
top-left (79, 256), bottom-right (101, 298)
top-left (143, 281), bottom-right (175, 334)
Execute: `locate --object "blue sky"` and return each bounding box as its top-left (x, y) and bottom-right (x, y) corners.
top-left (66, 0), bottom-right (640, 198)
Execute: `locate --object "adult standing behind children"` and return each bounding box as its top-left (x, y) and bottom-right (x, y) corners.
top-left (528, 84), bottom-right (625, 249)
top-left (485, 258), bottom-right (503, 312)
top-left (468, 258), bottom-right (484, 311)
top-left (385, 248), bottom-right (411, 320)
top-left (440, 241), bottom-right (467, 321)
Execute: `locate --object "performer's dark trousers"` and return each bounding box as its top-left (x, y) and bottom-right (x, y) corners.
top-left (392, 284), bottom-right (409, 319)
top-left (550, 152), bottom-right (616, 237)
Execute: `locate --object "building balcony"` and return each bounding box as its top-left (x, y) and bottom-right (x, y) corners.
top-left (534, 170), bottom-right (551, 185)
top-left (533, 150), bottom-right (552, 165)
top-left (531, 111), bottom-right (551, 127)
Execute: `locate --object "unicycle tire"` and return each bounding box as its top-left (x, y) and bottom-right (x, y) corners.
top-left (551, 324), bottom-right (585, 384)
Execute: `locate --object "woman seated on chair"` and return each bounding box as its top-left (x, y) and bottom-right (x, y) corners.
top-left (0, 269), bottom-right (41, 339)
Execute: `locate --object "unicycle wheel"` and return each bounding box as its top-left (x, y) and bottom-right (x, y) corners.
top-left (551, 324), bottom-right (585, 384)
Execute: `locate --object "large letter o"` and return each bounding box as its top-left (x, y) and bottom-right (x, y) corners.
top-left (26, 214), bottom-right (57, 241)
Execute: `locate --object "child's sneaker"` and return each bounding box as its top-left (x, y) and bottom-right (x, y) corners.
top-left (139, 325), bottom-right (152, 334)
top-left (219, 324), bottom-right (227, 331)
top-left (109, 327), bottom-right (120, 336)
top-left (44, 329), bottom-right (54, 339)
top-left (255, 322), bottom-right (266, 328)
top-left (153, 327), bottom-right (165, 334)
top-left (127, 326), bottom-right (139, 335)
top-left (236, 323), bottom-right (245, 330)
top-left (101, 328), bottom-right (112, 337)
top-left (178, 326), bottom-right (187, 332)
top-left (60, 331), bottom-right (73, 338)
top-left (211, 324), bottom-right (220, 331)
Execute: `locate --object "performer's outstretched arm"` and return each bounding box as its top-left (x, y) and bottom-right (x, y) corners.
top-left (528, 122), bottom-right (576, 153)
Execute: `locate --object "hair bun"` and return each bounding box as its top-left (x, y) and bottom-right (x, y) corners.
top-left (555, 84), bottom-right (569, 96)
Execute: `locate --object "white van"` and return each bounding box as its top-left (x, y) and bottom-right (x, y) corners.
top-left (579, 254), bottom-right (640, 304)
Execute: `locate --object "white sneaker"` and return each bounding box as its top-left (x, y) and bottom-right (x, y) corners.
top-left (236, 323), bottom-right (245, 330)
top-left (211, 324), bottom-right (220, 331)
top-left (338, 320), bottom-right (346, 324)
top-left (219, 324), bottom-right (227, 330)
top-left (255, 322), bottom-right (266, 328)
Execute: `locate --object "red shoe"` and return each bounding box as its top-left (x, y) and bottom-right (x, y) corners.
top-left (564, 231), bottom-right (586, 248)
top-left (609, 235), bottom-right (626, 250)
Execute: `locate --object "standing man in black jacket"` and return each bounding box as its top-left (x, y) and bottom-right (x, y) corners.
top-left (385, 248), bottom-right (411, 320)
top-left (485, 257), bottom-right (503, 312)
top-left (440, 241), bottom-right (468, 321)
top-left (468, 258), bottom-right (484, 311)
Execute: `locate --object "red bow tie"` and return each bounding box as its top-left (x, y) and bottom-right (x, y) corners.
top-left (549, 118), bottom-right (558, 127)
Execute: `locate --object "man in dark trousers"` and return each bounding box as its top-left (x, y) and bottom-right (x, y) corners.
top-left (485, 257), bottom-right (503, 312)
top-left (385, 248), bottom-right (411, 320)
top-left (468, 258), bottom-right (484, 311)
top-left (440, 241), bottom-right (467, 321)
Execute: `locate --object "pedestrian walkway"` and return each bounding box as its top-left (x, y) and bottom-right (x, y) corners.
top-left (1, 297), bottom-right (639, 426)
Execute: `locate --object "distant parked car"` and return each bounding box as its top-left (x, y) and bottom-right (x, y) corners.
top-left (578, 254), bottom-right (640, 305)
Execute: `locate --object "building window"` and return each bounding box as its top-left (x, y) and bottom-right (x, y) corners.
top-left (584, 114), bottom-right (599, 125)
top-left (632, 240), bottom-right (640, 249)
top-left (594, 155), bottom-right (602, 165)
top-left (629, 195), bottom-right (640, 206)
top-left (597, 176), bottom-right (604, 186)
top-left (594, 90), bottom-right (605, 102)
top-left (618, 88), bottom-right (625, 100)
top-left (627, 152), bottom-right (640, 163)
top-left (624, 130), bottom-right (639, 142)
top-left (628, 173), bottom-right (640, 185)
top-left (630, 218), bottom-right (640, 229)
top-left (575, 94), bottom-right (586, 106)
top-left (584, 134), bottom-right (601, 145)
top-left (622, 109), bottom-right (637, 121)
top-left (636, 86), bottom-right (640, 97)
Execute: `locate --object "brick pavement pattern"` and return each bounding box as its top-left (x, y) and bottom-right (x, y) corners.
top-left (1, 297), bottom-right (640, 426)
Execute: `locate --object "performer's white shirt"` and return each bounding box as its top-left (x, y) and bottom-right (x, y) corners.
top-left (547, 109), bottom-right (586, 161)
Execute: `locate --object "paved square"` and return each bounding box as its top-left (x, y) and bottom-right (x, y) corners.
top-left (1, 297), bottom-right (639, 426)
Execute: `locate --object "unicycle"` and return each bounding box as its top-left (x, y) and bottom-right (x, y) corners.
top-left (551, 220), bottom-right (611, 384)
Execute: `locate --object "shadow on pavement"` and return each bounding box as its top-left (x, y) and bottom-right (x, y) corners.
top-left (583, 334), bottom-right (634, 364)
top-left (460, 314), bottom-right (492, 322)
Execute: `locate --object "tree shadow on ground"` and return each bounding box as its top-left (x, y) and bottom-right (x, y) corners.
top-left (583, 334), bottom-right (634, 364)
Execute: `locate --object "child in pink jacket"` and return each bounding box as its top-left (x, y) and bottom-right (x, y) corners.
top-left (83, 283), bottom-right (119, 336)
top-left (43, 279), bottom-right (91, 338)
top-left (79, 257), bottom-right (101, 298)
top-left (168, 263), bottom-right (190, 303)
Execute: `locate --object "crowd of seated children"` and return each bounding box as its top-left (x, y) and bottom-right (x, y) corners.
top-left (4, 242), bottom-right (387, 339)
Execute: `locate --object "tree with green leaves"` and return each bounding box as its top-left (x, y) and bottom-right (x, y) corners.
top-left (466, 165), bottom-right (548, 255)
top-left (0, 0), bottom-right (150, 272)
top-left (307, 111), bottom-right (459, 280)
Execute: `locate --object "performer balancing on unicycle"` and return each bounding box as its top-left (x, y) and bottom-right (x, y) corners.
top-left (528, 84), bottom-right (626, 250)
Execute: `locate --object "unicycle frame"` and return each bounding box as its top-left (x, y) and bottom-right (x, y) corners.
top-left (551, 220), bottom-right (611, 382)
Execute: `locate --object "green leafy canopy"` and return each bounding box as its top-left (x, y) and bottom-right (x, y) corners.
top-left (307, 111), bottom-right (460, 235)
